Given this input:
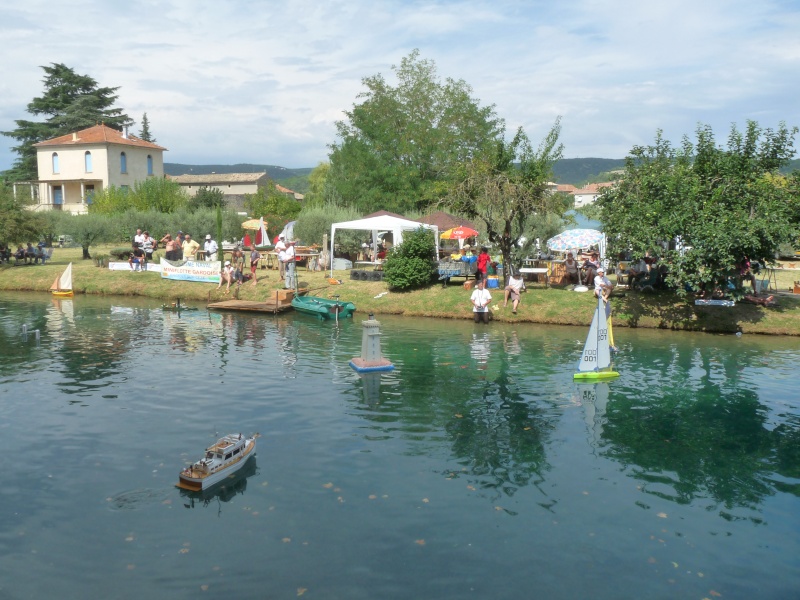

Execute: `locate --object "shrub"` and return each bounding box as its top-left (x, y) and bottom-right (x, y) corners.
top-left (382, 227), bottom-right (437, 290)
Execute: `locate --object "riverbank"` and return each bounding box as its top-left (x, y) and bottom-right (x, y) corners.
top-left (3, 247), bottom-right (799, 335)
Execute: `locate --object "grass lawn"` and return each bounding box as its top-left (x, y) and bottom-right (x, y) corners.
top-left (2, 244), bottom-right (800, 335)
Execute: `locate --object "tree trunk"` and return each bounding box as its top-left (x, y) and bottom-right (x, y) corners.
top-left (82, 246), bottom-right (92, 260)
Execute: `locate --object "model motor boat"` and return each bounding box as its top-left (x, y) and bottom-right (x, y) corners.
top-left (177, 433), bottom-right (257, 492)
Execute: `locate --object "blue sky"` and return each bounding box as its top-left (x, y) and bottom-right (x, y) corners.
top-left (1, 0), bottom-right (798, 171)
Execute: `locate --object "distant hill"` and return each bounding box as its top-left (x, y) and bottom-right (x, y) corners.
top-left (552, 158), bottom-right (626, 185)
top-left (165, 156), bottom-right (799, 191)
top-left (164, 163), bottom-right (313, 182)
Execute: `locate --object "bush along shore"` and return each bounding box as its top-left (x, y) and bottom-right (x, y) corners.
top-left (2, 248), bottom-right (800, 336)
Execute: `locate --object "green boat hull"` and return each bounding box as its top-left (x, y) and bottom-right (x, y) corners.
top-left (291, 295), bottom-right (356, 321)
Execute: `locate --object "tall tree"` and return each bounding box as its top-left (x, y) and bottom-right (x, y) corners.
top-left (244, 182), bottom-right (301, 238)
top-left (0, 182), bottom-right (47, 244)
top-left (2, 63), bottom-right (132, 181)
top-left (328, 50), bottom-right (502, 214)
top-left (444, 121), bottom-right (564, 272)
top-left (139, 112), bottom-right (155, 142)
top-left (598, 121), bottom-right (800, 297)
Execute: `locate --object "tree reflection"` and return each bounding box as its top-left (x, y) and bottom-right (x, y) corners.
top-left (445, 348), bottom-right (553, 501)
top-left (600, 383), bottom-right (799, 510)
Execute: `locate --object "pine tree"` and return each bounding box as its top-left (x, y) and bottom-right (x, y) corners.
top-left (1, 63), bottom-right (132, 181)
top-left (139, 112), bottom-right (156, 143)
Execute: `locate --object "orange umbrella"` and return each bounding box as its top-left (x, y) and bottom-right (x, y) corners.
top-left (440, 226), bottom-right (478, 240)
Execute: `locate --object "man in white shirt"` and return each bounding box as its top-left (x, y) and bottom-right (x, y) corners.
top-left (282, 240), bottom-right (296, 289)
top-left (275, 234), bottom-right (287, 280)
top-left (594, 267), bottom-right (613, 301)
top-left (133, 228), bottom-right (145, 247)
top-left (203, 234), bottom-right (218, 261)
top-left (470, 278), bottom-right (492, 324)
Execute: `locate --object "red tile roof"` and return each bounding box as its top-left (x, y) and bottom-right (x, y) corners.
top-left (415, 211), bottom-right (476, 231)
top-left (34, 123), bottom-right (167, 150)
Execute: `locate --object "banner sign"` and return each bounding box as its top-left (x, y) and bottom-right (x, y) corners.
top-left (160, 258), bottom-right (220, 283)
top-left (108, 261), bottom-right (161, 272)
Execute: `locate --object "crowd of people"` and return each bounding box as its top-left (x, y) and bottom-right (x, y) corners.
top-left (4, 241), bottom-right (50, 265)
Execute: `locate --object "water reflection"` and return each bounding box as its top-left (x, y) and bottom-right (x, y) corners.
top-left (179, 457), bottom-right (258, 512)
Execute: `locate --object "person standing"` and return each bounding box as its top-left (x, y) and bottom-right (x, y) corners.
top-left (282, 240), bottom-right (297, 289)
top-left (203, 234), bottom-right (218, 261)
top-left (476, 247), bottom-right (491, 282)
top-left (230, 247), bottom-right (245, 285)
top-left (141, 231), bottom-right (154, 265)
top-left (249, 245), bottom-right (261, 286)
top-left (182, 234), bottom-right (200, 261)
top-left (274, 234), bottom-right (287, 280)
top-left (470, 278), bottom-right (492, 324)
top-left (133, 228), bottom-right (145, 247)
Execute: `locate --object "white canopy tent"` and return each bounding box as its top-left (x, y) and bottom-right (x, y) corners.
top-left (330, 216), bottom-right (439, 276)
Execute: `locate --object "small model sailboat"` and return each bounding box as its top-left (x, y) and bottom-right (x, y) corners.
top-left (574, 295), bottom-right (619, 381)
top-left (50, 262), bottom-right (74, 298)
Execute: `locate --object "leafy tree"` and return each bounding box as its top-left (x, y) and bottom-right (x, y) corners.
top-left (328, 50), bottom-right (502, 214)
top-left (303, 162), bottom-right (330, 207)
top-left (2, 63), bottom-right (133, 181)
top-left (139, 112), bottom-right (155, 142)
top-left (63, 213), bottom-right (116, 259)
top-left (444, 121), bottom-right (564, 272)
top-left (598, 121), bottom-right (800, 297)
top-left (294, 202), bottom-right (361, 247)
top-left (244, 183), bottom-right (301, 239)
top-left (0, 183), bottom-right (47, 245)
top-left (382, 227), bottom-right (437, 290)
top-left (192, 186), bottom-right (225, 210)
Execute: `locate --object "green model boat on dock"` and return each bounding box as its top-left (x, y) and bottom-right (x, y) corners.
top-left (291, 294), bottom-right (356, 321)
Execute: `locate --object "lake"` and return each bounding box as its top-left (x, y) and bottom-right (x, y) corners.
top-left (0, 292), bottom-right (798, 599)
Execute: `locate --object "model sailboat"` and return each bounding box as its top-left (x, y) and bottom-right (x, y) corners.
top-left (50, 262), bottom-right (74, 297)
top-left (574, 295), bottom-right (619, 381)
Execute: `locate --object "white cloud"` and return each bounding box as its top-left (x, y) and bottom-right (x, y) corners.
top-left (0, 0), bottom-right (798, 172)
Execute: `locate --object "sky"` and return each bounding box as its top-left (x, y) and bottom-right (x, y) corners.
top-left (1, 0), bottom-right (798, 172)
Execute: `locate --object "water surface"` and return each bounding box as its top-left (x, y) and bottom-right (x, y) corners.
top-left (0, 292), bottom-right (798, 599)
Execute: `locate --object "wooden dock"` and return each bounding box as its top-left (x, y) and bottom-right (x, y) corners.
top-left (207, 299), bottom-right (293, 314)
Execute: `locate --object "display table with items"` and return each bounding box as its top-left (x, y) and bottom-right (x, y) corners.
top-left (437, 260), bottom-right (477, 286)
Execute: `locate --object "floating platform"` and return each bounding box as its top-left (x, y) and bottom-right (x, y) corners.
top-left (207, 299), bottom-right (293, 314)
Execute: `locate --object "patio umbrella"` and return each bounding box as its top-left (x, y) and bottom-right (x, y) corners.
top-left (242, 218), bottom-right (269, 246)
top-left (546, 228), bottom-right (604, 252)
top-left (440, 226), bottom-right (478, 240)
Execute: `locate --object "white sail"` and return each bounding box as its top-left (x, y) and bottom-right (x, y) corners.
top-left (50, 263), bottom-right (73, 292)
top-left (577, 295), bottom-right (612, 373)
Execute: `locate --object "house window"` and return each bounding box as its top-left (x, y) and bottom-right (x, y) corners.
top-left (85, 151), bottom-right (92, 173)
top-left (52, 153), bottom-right (60, 174)
top-left (147, 155), bottom-right (153, 175)
top-left (85, 185), bottom-right (95, 204)
top-left (121, 185), bottom-right (129, 193)
top-left (120, 152), bottom-right (127, 173)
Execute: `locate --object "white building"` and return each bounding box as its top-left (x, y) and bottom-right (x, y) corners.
top-left (32, 124), bottom-right (167, 214)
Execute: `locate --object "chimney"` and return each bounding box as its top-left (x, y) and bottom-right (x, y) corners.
top-left (72, 133), bottom-right (78, 141)
top-left (123, 127), bottom-right (128, 139)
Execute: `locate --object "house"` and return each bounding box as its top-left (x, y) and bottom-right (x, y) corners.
top-left (275, 184), bottom-right (304, 201)
top-left (168, 172), bottom-right (268, 209)
top-left (32, 124), bottom-right (167, 214)
top-left (572, 182), bottom-right (614, 208)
